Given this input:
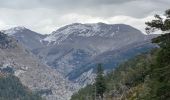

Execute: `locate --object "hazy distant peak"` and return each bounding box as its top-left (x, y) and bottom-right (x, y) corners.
top-left (11, 26), bottom-right (26, 30)
top-left (3, 26), bottom-right (28, 35)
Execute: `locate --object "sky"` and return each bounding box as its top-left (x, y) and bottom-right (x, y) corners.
top-left (0, 0), bottom-right (169, 34)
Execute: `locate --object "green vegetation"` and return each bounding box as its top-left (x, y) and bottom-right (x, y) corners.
top-left (0, 74), bottom-right (43, 100)
top-left (71, 9), bottom-right (170, 100)
top-left (71, 51), bottom-right (155, 100)
top-left (144, 8), bottom-right (170, 100)
top-left (95, 64), bottom-right (106, 99)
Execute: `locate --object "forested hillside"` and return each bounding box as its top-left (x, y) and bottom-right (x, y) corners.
top-left (0, 73), bottom-right (43, 100)
top-left (71, 9), bottom-right (170, 100)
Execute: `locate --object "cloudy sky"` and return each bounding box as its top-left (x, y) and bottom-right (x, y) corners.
top-left (0, 0), bottom-right (169, 34)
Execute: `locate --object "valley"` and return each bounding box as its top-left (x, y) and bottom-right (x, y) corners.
top-left (0, 1), bottom-right (169, 100)
top-left (1, 23), bottom-right (158, 100)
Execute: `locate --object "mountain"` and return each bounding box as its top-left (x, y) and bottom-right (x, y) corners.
top-left (2, 23), bottom-right (158, 99)
top-left (44, 23), bottom-right (147, 46)
top-left (71, 33), bottom-right (170, 100)
top-left (0, 32), bottom-right (74, 100)
top-left (2, 27), bottom-right (46, 50)
top-left (41, 23), bottom-right (157, 79)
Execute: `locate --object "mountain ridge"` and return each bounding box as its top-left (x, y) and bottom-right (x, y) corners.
top-left (1, 23), bottom-right (159, 100)
top-left (44, 23), bottom-right (145, 44)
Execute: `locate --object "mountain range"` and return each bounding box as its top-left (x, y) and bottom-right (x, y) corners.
top-left (1, 23), bottom-right (158, 100)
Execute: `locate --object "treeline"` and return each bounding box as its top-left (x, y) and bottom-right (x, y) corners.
top-left (0, 74), bottom-right (43, 100)
top-left (71, 9), bottom-right (170, 100)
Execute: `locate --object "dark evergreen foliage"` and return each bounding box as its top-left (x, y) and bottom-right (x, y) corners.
top-left (95, 64), bottom-right (106, 99)
top-left (0, 74), bottom-right (43, 100)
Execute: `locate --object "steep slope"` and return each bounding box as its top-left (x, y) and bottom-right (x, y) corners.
top-left (71, 33), bottom-right (170, 100)
top-left (0, 74), bottom-right (42, 100)
top-left (3, 23), bottom-right (158, 96)
top-left (2, 27), bottom-right (47, 50)
top-left (41, 23), bottom-right (157, 79)
top-left (0, 32), bottom-right (74, 100)
top-left (68, 40), bottom-right (155, 81)
top-left (71, 51), bottom-right (154, 100)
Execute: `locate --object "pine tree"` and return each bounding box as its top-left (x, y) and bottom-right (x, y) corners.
top-left (145, 9), bottom-right (170, 100)
top-left (95, 64), bottom-right (106, 99)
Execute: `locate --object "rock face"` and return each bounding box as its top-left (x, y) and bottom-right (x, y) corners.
top-left (0, 32), bottom-right (73, 100)
top-left (2, 23), bottom-right (158, 99)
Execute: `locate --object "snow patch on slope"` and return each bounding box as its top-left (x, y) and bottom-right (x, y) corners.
top-left (43, 23), bottom-right (123, 44)
top-left (3, 26), bottom-right (26, 35)
top-left (74, 69), bottom-right (96, 87)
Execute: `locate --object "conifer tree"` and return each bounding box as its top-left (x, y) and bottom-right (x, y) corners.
top-left (145, 9), bottom-right (170, 100)
top-left (95, 64), bottom-right (106, 99)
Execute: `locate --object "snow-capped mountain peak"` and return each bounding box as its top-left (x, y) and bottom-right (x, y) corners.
top-left (3, 26), bottom-right (27, 35)
top-left (44, 23), bottom-right (144, 44)
top-left (2, 26), bottom-right (47, 50)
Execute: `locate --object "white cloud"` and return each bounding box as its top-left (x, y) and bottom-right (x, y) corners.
top-left (0, 0), bottom-right (169, 34)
